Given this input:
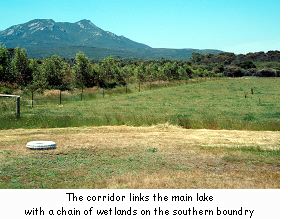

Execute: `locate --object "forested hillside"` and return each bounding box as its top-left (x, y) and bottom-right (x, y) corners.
top-left (0, 19), bottom-right (221, 60)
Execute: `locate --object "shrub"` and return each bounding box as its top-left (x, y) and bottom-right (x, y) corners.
top-left (236, 61), bottom-right (256, 69)
top-left (245, 68), bottom-right (257, 76)
top-left (0, 85), bottom-right (14, 94)
top-left (223, 66), bottom-right (244, 77)
top-left (255, 69), bottom-right (277, 77)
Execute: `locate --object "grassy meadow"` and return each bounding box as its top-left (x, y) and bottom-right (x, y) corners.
top-left (0, 125), bottom-right (279, 189)
top-left (0, 77), bottom-right (280, 130)
top-left (0, 77), bottom-right (280, 188)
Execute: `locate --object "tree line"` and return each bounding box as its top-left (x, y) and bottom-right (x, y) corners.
top-left (0, 46), bottom-right (280, 92)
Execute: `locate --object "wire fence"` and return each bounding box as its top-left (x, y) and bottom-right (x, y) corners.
top-left (0, 78), bottom-right (279, 118)
top-left (15, 79), bottom-right (207, 107)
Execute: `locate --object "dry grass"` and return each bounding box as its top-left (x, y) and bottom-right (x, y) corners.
top-left (0, 124), bottom-right (279, 189)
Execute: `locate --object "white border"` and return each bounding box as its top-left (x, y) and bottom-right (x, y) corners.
top-left (0, 1), bottom-right (285, 218)
top-left (280, 0), bottom-right (287, 218)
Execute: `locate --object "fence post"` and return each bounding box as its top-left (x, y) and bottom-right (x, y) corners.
top-left (102, 88), bottom-right (105, 98)
top-left (31, 91), bottom-right (34, 108)
top-left (16, 96), bottom-right (20, 118)
top-left (59, 90), bottom-right (62, 105)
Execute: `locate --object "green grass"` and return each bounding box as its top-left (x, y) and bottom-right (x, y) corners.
top-left (204, 146), bottom-right (280, 165)
top-left (0, 147), bottom-right (166, 188)
top-left (254, 61), bottom-right (280, 70)
top-left (0, 145), bottom-right (279, 189)
top-left (0, 77), bottom-right (280, 130)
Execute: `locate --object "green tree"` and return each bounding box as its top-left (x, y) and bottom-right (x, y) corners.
top-left (0, 46), bottom-right (10, 83)
top-left (177, 65), bottom-right (189, 80)
top-left (162, 62), bottom-right (179, 80)
top-left (42, 55), bottom-right (71, 90)
top-left (183, 63), bottom-right (193, 78)
top-left (90, 63), bottom-right (101, 86)
top-left (99, 56), bottom-right (121, 88)
top-left (120, 64), bottom-right (134, 92)
top-left (135, 62), bottom-right (146, 91)
top-left (11, 47), bottom-right (31, 86)
top-left (236, 61), bottom-right (256, 69)
top-left (74, 52), bottom-right (93, 88)
top-left (29, 59), bottom-right (47, 92)
top-left (145, 62), bottom-right (160, 88)
top-left (191, 53), bottom-right (204, 64)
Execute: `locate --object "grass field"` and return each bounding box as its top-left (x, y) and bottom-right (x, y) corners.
top-left (0, 125), bottom-right (279, 189)
top-left (0, 77), bottom-right (280, 131)
top-left (0, 77), bottom-right (280, 188)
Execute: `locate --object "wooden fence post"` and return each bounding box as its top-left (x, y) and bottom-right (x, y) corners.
top-left (31, 91), bottom-right (34, 108)
top-left (16, 96), bottom-right (20, 118)
top-left (59, 90), bottom-right (62, 105)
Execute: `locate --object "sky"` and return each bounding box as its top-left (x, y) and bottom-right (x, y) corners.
top-left (0, 0), bottom-right (280, 54)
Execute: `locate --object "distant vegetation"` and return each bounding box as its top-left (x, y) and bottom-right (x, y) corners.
top-left (0, 46), bottom-right (280, 94)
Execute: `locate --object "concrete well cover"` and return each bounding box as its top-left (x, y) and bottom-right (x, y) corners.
top-left (26, 141), bottom-right (56, 150)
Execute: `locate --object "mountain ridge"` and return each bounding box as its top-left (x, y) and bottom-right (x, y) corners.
top-left (0, 19), bottom-right (222, 60)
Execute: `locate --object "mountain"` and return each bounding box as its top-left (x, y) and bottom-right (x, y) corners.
top-left (0, 19), bottom-right (222, 60)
